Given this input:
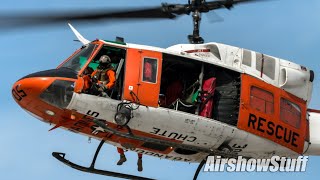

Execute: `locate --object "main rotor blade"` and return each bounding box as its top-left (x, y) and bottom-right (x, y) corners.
top-left (0, 0), bottom-right (267, 31)
top-left (0, 7), bottom-right (177, 29)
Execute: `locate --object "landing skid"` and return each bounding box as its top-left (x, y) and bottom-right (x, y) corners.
top-left (53, 119), bottom-right (231, 180)
top-left (52, 140), bottom-right (154, 180)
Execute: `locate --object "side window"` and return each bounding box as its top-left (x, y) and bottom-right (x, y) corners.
top-left (242, 49), bottom-right (252, 67)
top-left (256, 53), bottom-right (275, 80)
top-left (142, 58), bottom-right (157, 83)
top-left (280, 98), bottom-right (301, 128)
top-left (83, 46), bottom-right (126, 75)
top-left (263, 55), bottom-right (275, 80)
top-left (250, 86), bottom-right (274, 114)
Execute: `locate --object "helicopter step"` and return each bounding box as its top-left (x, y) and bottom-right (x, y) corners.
top-left (52, 140), bottom-right (154, 180)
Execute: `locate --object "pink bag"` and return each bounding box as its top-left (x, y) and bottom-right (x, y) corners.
top-left (199, 77), bottom-right (216, 118)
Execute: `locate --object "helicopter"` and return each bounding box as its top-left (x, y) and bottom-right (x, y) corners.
top-left (6, 0), bottom-right (320, 179)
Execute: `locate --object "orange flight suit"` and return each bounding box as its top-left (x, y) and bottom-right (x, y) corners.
top-left (117, 147), bottom-right (142, 158)
top-left (91, 69), bottom-right (116, 89)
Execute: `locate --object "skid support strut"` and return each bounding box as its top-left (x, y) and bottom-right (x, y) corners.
top-left (193, 158), bottom-right (206, 180)
top-left (52, 140), bottom-right (154, 180)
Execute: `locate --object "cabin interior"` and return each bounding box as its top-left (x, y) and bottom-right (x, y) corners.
top-left (81, 45), bottom-right (241, 126)
top-left (160, 53), bottom-right (240, 126)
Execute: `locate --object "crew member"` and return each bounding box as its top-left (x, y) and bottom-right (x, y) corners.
top-left (91, 55), bottom-right (116, 95)
top-left (117, 147), bottom-right (143, 172)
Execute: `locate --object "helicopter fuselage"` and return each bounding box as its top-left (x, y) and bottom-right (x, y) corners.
top-left (12, 39), bottom-right (320, 163)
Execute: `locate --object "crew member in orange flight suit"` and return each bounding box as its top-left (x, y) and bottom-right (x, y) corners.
top-left (90, 55), bottom-right (116, 96)
top-left (117, 147), bottom-right (143, 172)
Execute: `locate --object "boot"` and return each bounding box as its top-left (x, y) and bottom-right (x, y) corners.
top-left (137, 158), bottom-right (143, 172)
top-left (117, 154), bottom-right (127, 165)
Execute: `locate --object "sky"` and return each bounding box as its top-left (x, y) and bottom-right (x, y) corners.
top-left (0, 0), bottom-right (320, 179)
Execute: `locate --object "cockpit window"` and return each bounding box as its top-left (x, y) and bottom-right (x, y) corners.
top-left (40, 80), bottom-right (75, 109)
top-left (60, 44), bottom-right (98, 73)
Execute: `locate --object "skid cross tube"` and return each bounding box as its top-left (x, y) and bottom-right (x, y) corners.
top-left (52, 140), bottom-right (154, 180)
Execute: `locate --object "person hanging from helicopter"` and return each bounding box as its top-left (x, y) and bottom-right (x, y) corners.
top-left (89, 55), bottom-right (116, 97)
top-left (116, 147), bottom-right (143, 172)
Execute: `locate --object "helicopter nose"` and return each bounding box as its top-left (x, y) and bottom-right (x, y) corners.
top-left (12, 76), bottom-right (54, 106)
top-left (12, 68), bottom-right (77, 109)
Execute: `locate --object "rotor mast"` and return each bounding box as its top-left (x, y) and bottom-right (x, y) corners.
top-left (189, 9), bottom-right (204, 44)
top-left (188, 0), bottom-right (205, 44)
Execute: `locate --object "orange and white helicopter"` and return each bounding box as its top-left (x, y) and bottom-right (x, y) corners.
top-left (8, 0), bottom-right (320, 179)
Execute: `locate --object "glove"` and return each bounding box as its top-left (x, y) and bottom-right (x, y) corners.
top-left (97, 83), bottom-right (108, 92)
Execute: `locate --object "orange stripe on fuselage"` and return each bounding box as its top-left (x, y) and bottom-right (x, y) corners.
top-left (13, 76), bottom-right (178, 155)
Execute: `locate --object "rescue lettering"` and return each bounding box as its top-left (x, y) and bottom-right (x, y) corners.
top-left (248, 113), bottom-right (300, 147)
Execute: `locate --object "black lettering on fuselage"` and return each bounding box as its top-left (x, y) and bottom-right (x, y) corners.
top-left (267, 121), bottom-right (275, 135)
top-left (292, 132), bottom-right (299, 147)
top-left (283, 128), bottom-right (292, 143)
top-left (168, 133), bottom-right (178, 139)
top-left (247, 114), bottom-right (301, 149)
top-left (257, 117), bottom-right (266, 133)
top-left (160, 130), bottom-right (168, 137)
top-left (133, 149), bottom-right (191, 162)
top-left (187, 136), bottom-right (197, 142)
top-left (150, 127), bottom-right (161, 135)
top-left (12, 85), bottom-right (27, 101)
top-left (275, 125), bottom-right (283, 139)
top-left (86, 110), bottom-right (99, 118)
top-left (150, 127), bottom-right (197, 143)
top-left (248, 113), bottom-right (257, 129)
top-left (177, 134), bottom-right (188, 141)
